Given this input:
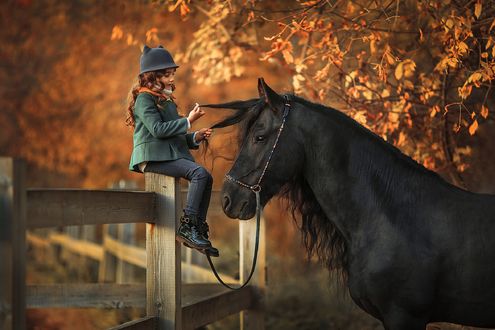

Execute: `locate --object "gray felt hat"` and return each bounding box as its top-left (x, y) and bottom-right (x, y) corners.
top-left (140, 45), bottom-right (179, 74)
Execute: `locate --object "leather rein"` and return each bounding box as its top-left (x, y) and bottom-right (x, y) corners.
top-left (206, 95), bottom-right (292, 290)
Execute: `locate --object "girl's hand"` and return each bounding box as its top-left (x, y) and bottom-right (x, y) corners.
top-left (195, 128), bottom-right (213, 143)
top-left (188, 103), bottom-right (205, 124)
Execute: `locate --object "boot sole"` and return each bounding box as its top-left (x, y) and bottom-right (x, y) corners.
top-left (175, 235), bottom-right (210, 250)
top-left (182, 242), bottom-right (219, 257)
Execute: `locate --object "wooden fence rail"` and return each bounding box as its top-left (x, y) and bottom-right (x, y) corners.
top-left (27, 189), bottom-right (155, 228)
top-left (26, 228), bottom-right (237, 283)
top-left (0, 157), bottom-right (265, 330)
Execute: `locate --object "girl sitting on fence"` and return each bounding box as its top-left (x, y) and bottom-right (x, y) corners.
top-left (126, 45), bottom-right (219, 257)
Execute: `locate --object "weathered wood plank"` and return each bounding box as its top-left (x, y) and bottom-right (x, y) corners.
top-left (181, 262), bottom-right (237, 284)
top-left (49, 232), bottom-right (104, 261)
top-left (26, 283), bottom-right (255, 314)
top-left (108, 316), bottom-right (158, 330)
top-left (27, 231), bottom-right (235, 283)
top-left (104, 231), bottom-right (233, 282)
top-left (105, 234), bottom-right (146, 268)
top-left (27, 189), bottom-right (155, 228)
top-left (0, 157), bottom-right (26, 330)
top-left (182, 284), bottom-right (255, 330)
top-left (145, 174), bottom-right (181, 330)
top-left (26, 231), bottom-right (51, 249)
top-left (240, 215), bottom-right (266, 330)
top-left (26, 284), bottom-right (146, 308)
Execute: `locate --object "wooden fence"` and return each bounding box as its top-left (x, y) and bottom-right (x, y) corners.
top-left (0, 157), bottom-right (266, 330)
top-left (26, 213), bottom-right (237, 284)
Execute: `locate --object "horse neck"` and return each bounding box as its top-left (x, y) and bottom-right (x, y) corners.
top-left (293, 104), bottom-right (446, 238)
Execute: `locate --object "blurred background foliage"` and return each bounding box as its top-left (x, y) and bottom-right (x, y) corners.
top-left (1, 0), bottom-right (495, 329)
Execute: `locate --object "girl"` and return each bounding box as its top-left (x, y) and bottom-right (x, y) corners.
top-left (127, 45), bottom-right (218, 257)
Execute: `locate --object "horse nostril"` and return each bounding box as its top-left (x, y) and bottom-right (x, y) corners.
top-left (223, 194), bottom-right (231, 211)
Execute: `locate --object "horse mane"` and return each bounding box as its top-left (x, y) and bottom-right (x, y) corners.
top-left (293, 96), bottom-right (445, 182)
top-left (280, 174), bottom-right (349, 283)
top-left (206, 96), bottom-right (349, 282)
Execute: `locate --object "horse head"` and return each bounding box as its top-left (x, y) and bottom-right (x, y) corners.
top-left (221, 78), bottom-right (304, 219)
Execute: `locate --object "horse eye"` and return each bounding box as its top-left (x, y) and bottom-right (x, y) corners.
top-left (255, 135), bottom-right (265, 142)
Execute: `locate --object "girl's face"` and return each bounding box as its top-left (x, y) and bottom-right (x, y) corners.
top-left (157, 68), bottom-right (176, 92)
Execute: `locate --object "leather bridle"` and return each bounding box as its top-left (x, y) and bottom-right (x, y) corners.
top-left (225, 94), bottom-right (292, 194)
top-left (206, 94), bottom-right (292, 290)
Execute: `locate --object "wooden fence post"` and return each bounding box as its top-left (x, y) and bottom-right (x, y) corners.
top-left (239, 214), bottom-right (266, 330)
top-left (145, 173), bottom-right (181, 330)
top-left (0, 158), bottom-right (26, 330)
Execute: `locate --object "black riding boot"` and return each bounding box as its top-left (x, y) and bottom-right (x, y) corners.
top-left (176, 213), bottom-right (211, 249)
top-left (197, 220), bottom-right (219, 257)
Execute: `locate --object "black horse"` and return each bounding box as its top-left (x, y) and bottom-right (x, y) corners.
top-left (205, 78), bottom-right (495, 330)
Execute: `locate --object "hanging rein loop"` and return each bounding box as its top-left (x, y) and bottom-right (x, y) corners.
top-left (206, 190), bottom-right (261, 290)
top-left (206, 95), bottom-right (292, 290)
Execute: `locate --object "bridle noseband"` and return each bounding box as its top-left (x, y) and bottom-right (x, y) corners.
top-left (225, 94), bottom-right (292, 194)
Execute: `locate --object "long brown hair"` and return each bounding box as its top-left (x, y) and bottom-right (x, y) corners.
top-left (126, 70), bottom-right (175, 127)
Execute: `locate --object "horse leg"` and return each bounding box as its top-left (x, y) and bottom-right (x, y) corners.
top-left (383, 305), bottom-right (428, 330)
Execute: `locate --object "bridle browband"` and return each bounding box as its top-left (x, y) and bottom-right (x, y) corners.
top-left (206, 94), bottom-right (292, 290)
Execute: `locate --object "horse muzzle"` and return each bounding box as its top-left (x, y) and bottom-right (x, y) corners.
top-left (221, 183), bottom-right (257, 220)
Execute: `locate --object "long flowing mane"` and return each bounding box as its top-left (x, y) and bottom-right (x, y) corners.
top-left (204, 96), bottom-right (349, 282)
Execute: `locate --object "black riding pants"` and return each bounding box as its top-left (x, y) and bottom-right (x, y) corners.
top-left (144, 159), bottom-right (213, 221)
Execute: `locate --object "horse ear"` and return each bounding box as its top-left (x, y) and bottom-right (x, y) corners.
top-left (257, 77), bottom-right (284, 112)
top-left (143, 45), bottom-right (151, 53)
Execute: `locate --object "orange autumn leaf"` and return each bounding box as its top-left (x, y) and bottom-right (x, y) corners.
top-left (430, 105), bottom-right (440, 117)
top-left (481, 105), bottom-right (489, 118)
top-left (458, 85), bottom-right (472, 99)
top-left (474, 1), bottom-right (482, 19)
top-left (180, 2), bottom-right (190, 17)
top-left (282, 50), bottom-right (294, 64)
top-left (395, 63), bottom-right (403, 80)
top-left (110, 25), bottom-right (123, 40)
top-left (468, 119), bottom-right (479, 135)
top-left (168, 0), bottom-right (183, 12)
top-left (146, 28), bottom-right (159, 43)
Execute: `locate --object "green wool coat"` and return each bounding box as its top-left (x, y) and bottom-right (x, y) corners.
top-left (129, 92), bottom-right (198, 172)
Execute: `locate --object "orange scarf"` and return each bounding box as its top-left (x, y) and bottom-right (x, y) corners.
top-left (138, 87), bottom-right (174, 100)
top-left (137, 87), bottom-right (183, 115)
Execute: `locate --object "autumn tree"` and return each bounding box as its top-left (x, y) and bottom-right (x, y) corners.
top-left (0, 1), bottom-right (212, 187)
top-left (2, 0), bottom-right (494, 189)
top-left (165, 0), bottom-right (495, 185)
